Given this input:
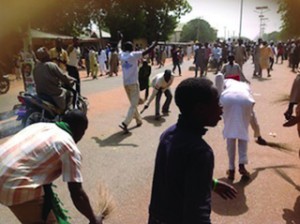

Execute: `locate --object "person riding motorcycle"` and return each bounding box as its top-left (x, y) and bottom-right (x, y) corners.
top-left (33, 47), bottom-right (76, 113)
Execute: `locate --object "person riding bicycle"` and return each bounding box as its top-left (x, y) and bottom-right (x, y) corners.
top-left (33, 47), bottom-right (76, 113)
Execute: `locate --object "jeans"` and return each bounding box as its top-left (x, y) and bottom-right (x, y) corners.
top-left (155, 89), bottom-right (172, 116)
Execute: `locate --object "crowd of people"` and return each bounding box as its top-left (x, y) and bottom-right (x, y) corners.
top-left (0, 33), bottom-right (300, 224)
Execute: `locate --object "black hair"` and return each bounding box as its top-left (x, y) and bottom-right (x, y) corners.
top-left (124, 41), bottom-right (133, 52)
top-left (62, 109), bottom-right (88, 142)
top-left (175, 78), bottom-right (217, 115)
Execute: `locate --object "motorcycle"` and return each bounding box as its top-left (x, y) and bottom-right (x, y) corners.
top-left (0, 70), bottom-right (10, 94)
top-left (16, 88), bottom-right (88, 127)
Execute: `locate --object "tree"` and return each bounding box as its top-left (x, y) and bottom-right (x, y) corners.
top-left (92, 0), bottom-right (191, 43)
top-left (0, 0), bottom-right (191, 53)
top-left (180, 18), bottom-right (217, 43)
top-left (278, 0), bottom-right (300, 39)
top-left (263, 31), bottom-right (280, 42)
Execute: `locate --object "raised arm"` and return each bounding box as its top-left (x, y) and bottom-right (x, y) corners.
top-left (142, 41), bottom-right (158, 56)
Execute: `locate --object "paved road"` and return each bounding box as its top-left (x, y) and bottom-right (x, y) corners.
top-left (0, 58), bottom-right (300, 224)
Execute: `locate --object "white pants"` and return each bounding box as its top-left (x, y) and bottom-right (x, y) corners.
top-left (123, 83), bottom-right (142, 126)
top-left (99, 61), bottom-right (107, 74)
top-left (226, 138), bottom-right (248, 170)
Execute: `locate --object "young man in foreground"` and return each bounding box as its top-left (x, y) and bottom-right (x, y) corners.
top-left (148, 78), bottom-right (237, 224)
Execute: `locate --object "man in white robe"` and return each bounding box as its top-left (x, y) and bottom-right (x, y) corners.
top-left (220, 79), bottom-right (254, 180)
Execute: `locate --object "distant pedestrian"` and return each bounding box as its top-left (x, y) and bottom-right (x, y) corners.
top-left (49, 38), bottom-right (69, 72)
top-left (138, 60), bottom-right (151, 100)
top-left (89, 47), bottom-right (98, 79)
top-left (221, 55), bottom-right (250, 83)
top-left (259, 41), bottom-right (273, 77)
top-left (252, 39), bottom-right (262, 77)
top-left (234, 39), bottom-right (247, 70)
top-left (83, 47), bottom-right (90, 77)
top-left (148, 78), bottom-right (237, 224)
top-left (276, 42), bottom-right (285, 64)
top-left (171, 45), bottom-right (181, 76)
top-left (211, 43), bottom-right (222, 74)
top-left (66, 37), bottom-right (81, 94)
top-left (193, 43), bottom-right (206, 77)
top-left (98, 48), bottom-right (108, 76)
top-left (109, 48), bottom-right (119, 76)
top-left (269, 42), bottom-right (276, 71)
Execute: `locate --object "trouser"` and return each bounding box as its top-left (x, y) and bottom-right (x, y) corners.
top-left (250, 111), bottom-right (261, 138)
top-left (172, 62), bottom-right (181, 75)
top-left (99, 62), bottom-right (107, 75)
top-left (66, 65), bottom-right (80, 94)
top-left (155, 89), bottom-right (172, 116)
top-left (144, 87), bottom-right (149, 100)
top-left (123, 83), bottom-right (142, 126)
top-left (85, 58), bottom-right (90, 76)
top-left (90, 64), bottom-right (98, 78)
top-left (195, 65), bottom-right (205, 77)
top-left (269, 57), bottom-right (274, 70)
top-left (226, 138), bottom-right (248, 170)
top-left (9, 197), bottom-right (57, 224)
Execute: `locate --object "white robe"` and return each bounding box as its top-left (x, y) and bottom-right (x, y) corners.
top-left (220, 79), bottom-right (255, 141)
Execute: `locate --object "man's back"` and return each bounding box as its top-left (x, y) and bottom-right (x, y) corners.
top-left (119, 51), bottom-right (142, 85)
top-left (149, 117), bottom-right (214, 224)
top-left (33, 62), bottom-right (71, 97)
top-left (0, 123), bottom-right (82, 206)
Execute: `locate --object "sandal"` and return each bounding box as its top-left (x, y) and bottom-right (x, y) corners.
top-left (226, 169), bottom-right (235, 180)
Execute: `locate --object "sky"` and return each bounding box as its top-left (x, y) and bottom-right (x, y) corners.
top-left (180, 0), bottom-right (282, 39)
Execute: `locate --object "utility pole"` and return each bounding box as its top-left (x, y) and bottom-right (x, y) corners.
top-left (255, 6), bottom-right (269, 38)
top-left (239, 0), bottom-right (244, 38)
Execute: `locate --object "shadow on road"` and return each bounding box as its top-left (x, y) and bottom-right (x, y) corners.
top-left (252, 77), bottom-right (272, 82)
top-left (254, 164), bottom-right (300, 191)
top-left (264, 141), bottom-right (296, 154)
top-left (142, 115), bottom-right (166, 127)
top-left (213, 164), bottom-right (300, 217)
top-left (92, 131), bottom-right (139, 148)
top-left (212, 170), bottom-right (259, 216)
top-left (0, 110), bottom-right (23, 139)
top-left (282, 196), bottom-right (300, 224)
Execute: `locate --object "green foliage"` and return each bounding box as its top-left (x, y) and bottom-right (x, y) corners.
top-left (278, 0), bottom-right (300, 39)
top-left (180, 18), bottom-right (217, 43)
top-left (263, 31), bottom-right (280, 42)
top-left (0, 0), bottom-right (191, 48)
top-left (94, 0), bottom-right (191, 43)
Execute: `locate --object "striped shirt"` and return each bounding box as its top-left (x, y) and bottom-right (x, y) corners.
top-left (0, 123), bottom-right (82, 206)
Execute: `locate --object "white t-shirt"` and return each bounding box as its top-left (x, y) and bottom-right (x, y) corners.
top-left (119, 51), bottom-right (143, 85)
top-left (146, 72), bottom-right (174, 106)
top-left (67, 47), bottom-right (81, 67)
